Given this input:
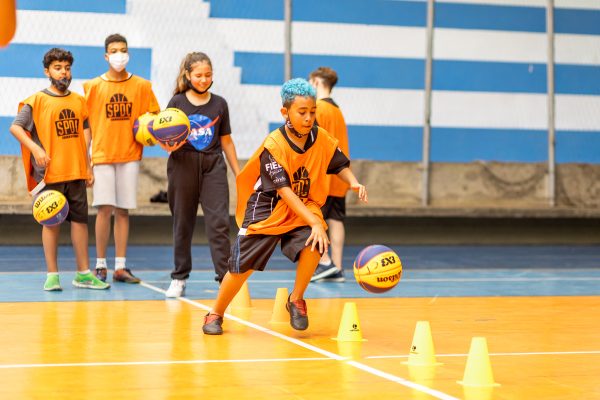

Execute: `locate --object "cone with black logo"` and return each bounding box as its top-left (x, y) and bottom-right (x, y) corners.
top-left (402, 321), bottom-right (442, 366)
top-left (458, 337), bottom-right (500, 387)
top-left (269, 287), bottom-right (289, 324)
top-left (333, 302), bottom-right (367, 342)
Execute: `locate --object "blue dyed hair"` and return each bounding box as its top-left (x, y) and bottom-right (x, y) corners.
top-left (280, 78), bottom-right (316, 108)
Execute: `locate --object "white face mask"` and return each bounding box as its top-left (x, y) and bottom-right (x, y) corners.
top-left (108, 52), bottom-right (129, 72)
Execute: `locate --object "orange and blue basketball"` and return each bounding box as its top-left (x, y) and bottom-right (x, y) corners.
top-left (133, 113), bottom-right (157, 146)
top-left (149, 108), bottom-right (190, 152)
top-left (32, 190), bottom-right (69, 226)
top-left (353, 245), bottom-right (403, 293)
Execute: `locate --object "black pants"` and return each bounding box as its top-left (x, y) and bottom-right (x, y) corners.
top-left (167, 150), bottom-right (230, 282)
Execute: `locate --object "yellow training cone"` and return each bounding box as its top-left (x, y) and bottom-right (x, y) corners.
top-left (458, 337), bottom-right (500, 387)
top-left (230, 281), bottom-right (252, 309)
top-left (269, 287), bottom-right (289, 324)
top-left (333, 302), bottom-right (367, 342)
top-left (402, 321), bottom-right (442, 366)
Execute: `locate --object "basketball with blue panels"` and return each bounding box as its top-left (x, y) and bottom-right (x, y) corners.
top-left (133, 113), bottom-right (157, 146)
top-left (149, 108), bottom-right (190, 152)
top-left (353, 245), bottom-right (403, 293)
top-left (32, 190), bottom-right (69, 226)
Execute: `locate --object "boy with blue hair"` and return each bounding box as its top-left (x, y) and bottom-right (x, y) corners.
top-left (203, 78), bottom-right (367, 335)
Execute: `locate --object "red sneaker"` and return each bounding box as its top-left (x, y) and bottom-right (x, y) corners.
top-left (202, 313), bottom-right (223, 335)
top-left (286, 295), bottom-right (308, 330)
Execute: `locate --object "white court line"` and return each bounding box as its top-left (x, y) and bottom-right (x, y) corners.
top-left (139, 281), bottom-right (459, 400)
top-left (0, 357), bottom-right (333, 370)
top-left (367, 350), bottom-right (600, 359)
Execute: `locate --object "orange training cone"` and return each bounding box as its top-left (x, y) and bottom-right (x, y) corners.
top-left (230, 281), bottom-right (252, 309)
top-left (269, 287), bottom-right (289, 324)
top-left (458, 337), bottom-right (500, 387)
top-left (333, 302), bottom-right (367, 342)
top-left (402, 321), bottom-right (442, 366)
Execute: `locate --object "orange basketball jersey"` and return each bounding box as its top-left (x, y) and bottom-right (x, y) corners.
top-left (236, 127), bottom-right (339, 235)
top-left (84, 74), bottom-right (159, 164)
top-left (316, 98), bottom-right (350, 197)
top-left (19, 91), bottom-right (90, 191)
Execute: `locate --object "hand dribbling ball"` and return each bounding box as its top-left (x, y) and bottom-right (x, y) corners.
top-left (353, 245), bottom-right (403, 293)
top-left (149, 108), bottom-right (190, 152)
top-left (32, 190), bottom-right (69, 226)
top-left (133, 113), bottom-right (157, 146)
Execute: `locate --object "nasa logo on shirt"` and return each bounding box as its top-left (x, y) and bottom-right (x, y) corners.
top-left (188, 114), bottom-right (220, 150)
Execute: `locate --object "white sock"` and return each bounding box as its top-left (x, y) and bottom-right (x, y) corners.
top-left (115, 257), bottom-right (126, 271)
top-left (78, 269), bottom-right (91, 275)
top-left (320, 260), bottom-right (332, 266)
top-left (96, 258), bottom-right (107, 269)
top-left (47, 272), bottom-right (59, 276)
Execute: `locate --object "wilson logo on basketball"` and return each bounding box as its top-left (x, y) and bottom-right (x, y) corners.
top-left (376, 273), bottom-right (401, 283)
top-left (292, 166), bottom-right (310, 199)
top-left (55, 108), bottom-right (79, 138)
top-left (105, 93), bottom-right (132, 120)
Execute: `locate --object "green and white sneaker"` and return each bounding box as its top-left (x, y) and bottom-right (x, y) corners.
top-left (44, 274), bottom-right (62, 291)
top-left (72, 272), bottom-right (110, 290)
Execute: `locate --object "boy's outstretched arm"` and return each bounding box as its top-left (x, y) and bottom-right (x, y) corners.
top-left (337, 167), bottom-right (368, 203)
top-left (277, 186), bottom-right (329, 255)
top-left (9, 124), bottom-right (50, 168)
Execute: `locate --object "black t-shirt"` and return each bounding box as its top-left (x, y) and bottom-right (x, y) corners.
top-left (166, 92), bottom-right (232, 153)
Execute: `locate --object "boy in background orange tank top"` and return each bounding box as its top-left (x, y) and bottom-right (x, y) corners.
top-left (309, 67), bottom-right (350, 283)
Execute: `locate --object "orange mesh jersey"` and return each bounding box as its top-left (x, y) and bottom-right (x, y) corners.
top-left (19, 91), bottom-right (90, 191)
top-left (316, 98), bottom-right (350, 197)
top-left (84, 74), bottom-right (160, 164)
top-left (236, 127), bottom-right (339, 236)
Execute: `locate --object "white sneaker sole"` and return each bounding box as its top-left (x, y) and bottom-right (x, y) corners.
top-left (72, 280), bottom-right (111, 290)
top-left (310, 265), bottom-right (339, 282)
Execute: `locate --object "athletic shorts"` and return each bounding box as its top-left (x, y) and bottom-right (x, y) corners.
top-left (44, 180), bottom-right (88, 224)
top-left (321, 196), bottom-right (346, 221)
top-left (229, 226), bottom-right (312, 274)
top-left (92, 161), bottom-right (139, 209)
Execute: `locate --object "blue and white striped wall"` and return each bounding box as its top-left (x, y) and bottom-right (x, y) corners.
top-left (1, 0), bottom-right (599, 162)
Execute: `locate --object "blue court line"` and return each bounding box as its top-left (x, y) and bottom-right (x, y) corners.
top-left (2, 245), bottom-right (600, 272)
top-left (0, 44), bottom-right (152, 80)
top-left (1, 268), bottom-right (600, 303)
top-left (17, 0), bottom-right (126, 13)
top-left (234, 52), bottom-right (600, 95)
top-left (206, 0), bottom-right (600, 35)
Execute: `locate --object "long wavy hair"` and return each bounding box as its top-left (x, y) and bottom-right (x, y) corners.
top-left (173, 52), bottom-right (213, 95)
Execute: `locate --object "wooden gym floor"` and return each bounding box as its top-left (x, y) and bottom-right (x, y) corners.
top-left (0, 245), bottom-right (599, 399)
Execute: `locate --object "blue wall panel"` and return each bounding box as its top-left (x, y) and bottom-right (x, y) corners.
top-left (208, 0), bottom-right (600, 35)
top-left (17, 0), bottom-right (126, 13)
top-left (556, 131), bottom-right (600, 163)
top-left (0, 44), bottom-right (152, 80)
top-left (431, 128), bottom-right (548, 162)
top-left (235, 52), bottom-right (599, 95)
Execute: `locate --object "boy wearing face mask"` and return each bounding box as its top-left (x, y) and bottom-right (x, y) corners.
top-left (83, 33), bottom-right (160, 284)
top-left (10, 47), bottom-right (109, 291)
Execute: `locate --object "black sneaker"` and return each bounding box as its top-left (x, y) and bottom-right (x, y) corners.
top-left (202, 313), bottom-right (223, 335)
top-left (286, 295), bottom-right (308, 330)
top-left (321, 269), bottom-right (345, 283)
top-left (310, 263), bottom-right (338, 282)
top-left (94, 267), bottom-right (108, 282)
